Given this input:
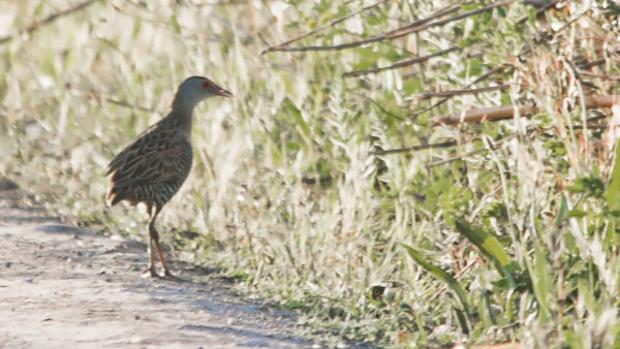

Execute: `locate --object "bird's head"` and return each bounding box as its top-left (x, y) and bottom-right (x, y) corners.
top-left (173, 76), bottom-right (232, 111)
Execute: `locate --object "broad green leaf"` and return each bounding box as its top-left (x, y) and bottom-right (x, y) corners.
top-left (281, 97), bottom-right (311, 143)
top-left (478, 290), bottom-right (496, 328)
top-left (567, 175), bottom-right (605, 198)
top-left (454, 218), bottom-right (512, 269)
top-left (555, 194), bottom-right (569, 225)
top-left (170, 15), bottom-right (181, 34)
top-left (526, 245), bottom-right (554, 322)
top-left (605, 140), bottom-right (620, 211)
top-left (402, 244), bottom-right (470, 319)
top-left (131, 19), bottom-right (142, 38)
top-left (454, 218), bottom-right (519, 288)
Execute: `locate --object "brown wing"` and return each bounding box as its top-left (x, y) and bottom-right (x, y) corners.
top-left (107, 127), bottom-right (187, 204)
top-left (107, 124), bottom-right (162, 177)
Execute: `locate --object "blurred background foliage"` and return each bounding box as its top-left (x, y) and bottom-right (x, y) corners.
top-left (1, 0), bottom-right (619, 347)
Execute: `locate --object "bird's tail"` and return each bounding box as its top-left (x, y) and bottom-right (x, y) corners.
top-left (108, 187), bottom-right (124, 206)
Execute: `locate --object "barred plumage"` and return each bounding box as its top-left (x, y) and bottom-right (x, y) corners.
top-left (106, 76), bottom-right (232, 278)
top-left (107, 123), bottom-right (193, 209)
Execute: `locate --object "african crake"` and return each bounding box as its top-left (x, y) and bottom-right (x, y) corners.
top-left (107, 76), bottom-right (232, 278)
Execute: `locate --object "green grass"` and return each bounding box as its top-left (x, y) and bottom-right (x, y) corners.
top-left (1, 1), bottom-right (619, 348)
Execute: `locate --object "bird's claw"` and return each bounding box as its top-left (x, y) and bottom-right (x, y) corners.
top-left (162, 270), bottom-right (185, 282)
top-left (141, 266), bottom-right (159, 278)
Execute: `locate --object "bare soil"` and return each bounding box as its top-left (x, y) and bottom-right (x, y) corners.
top-left (0, 179), bottom-right (353, 349)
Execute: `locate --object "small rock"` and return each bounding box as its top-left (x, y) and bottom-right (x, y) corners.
top-left (239, 339), bottom-right (268, 347)
top-left (37, 224), bottom-right (80, 234)
top-left (110, 234), bottom-right (124, 241)
top-left (0, 177), bottom-right (19, 190)
top-left (129, 336), bottom-right (142, 344)
top-left (5, 261), bottom-right (11, 268)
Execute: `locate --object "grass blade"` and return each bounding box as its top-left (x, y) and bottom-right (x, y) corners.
top-left (527, 245), bottom-right (554, 322)
top-left (454, 218), bottom-right (520, 287)
top-left (402, 244), bottom-right (471, 324)
top-left (605, 140), bottom-right (620, 212)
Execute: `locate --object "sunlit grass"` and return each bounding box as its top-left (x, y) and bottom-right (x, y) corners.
top-left (1, 1), bottom-right (619, 348)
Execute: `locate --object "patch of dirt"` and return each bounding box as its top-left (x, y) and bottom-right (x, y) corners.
top-left (0, 179), bottom-right (363, 349)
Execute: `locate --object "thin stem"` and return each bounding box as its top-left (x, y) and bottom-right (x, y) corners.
top-left (411, 84), bottom-right (510, 100)
top-left (0, 0), bottom-right (102, 45)
top-left (262, 0), bottom-right (391, 54)
top-left (343, 47), bottom-right (460, 78)
top-left (373, 140), bottom-right (458, 155)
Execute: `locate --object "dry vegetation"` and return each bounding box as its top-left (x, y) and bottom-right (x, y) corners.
top-left (1, 0), bottom-right (619, 347)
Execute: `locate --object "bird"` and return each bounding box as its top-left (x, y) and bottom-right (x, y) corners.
top-left (106, 76), bottom-right (232, 278)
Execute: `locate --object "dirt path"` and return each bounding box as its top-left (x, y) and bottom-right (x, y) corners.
top-left (0, 179), bottom-right (351, 349)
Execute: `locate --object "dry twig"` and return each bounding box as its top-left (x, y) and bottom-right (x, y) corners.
top-left (410, 65), bottom-right (508, 119)
top-left (0, 0), bottom-right (102, 45)
top-left (262, 0), bottom-right (391, 54)
top-left (410, 84), bottom-right (510, 100)
top-left (433, 95), bottom-right (620, 126)
top-left (343, 47), bottom-right (459, 78)
top-left (427, 134), bottom-right (517, 167)
top-left (263, 1), bottom-right (515, 53)
top-left (373, 140), bottom-right (457, 155)
top-left (69, 86), bottom-right (156, 113)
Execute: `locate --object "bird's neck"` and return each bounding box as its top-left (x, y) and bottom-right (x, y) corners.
top-left (169, 94), bottom-right (198, 138)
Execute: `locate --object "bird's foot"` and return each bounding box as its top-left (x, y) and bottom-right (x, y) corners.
top-left (141, 266), bottom-right (159, 278)
top-left (162, 269), bottom-right (185, 282)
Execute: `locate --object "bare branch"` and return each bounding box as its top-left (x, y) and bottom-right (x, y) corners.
top-left (262, 0), bottom-right (391, 54)
top-left (432, 95), bottom-right (620, 126)
top-left (267, 1), bottom-right (514, 53)
top-left (69, 87), bottom-right (156, 113)
top-left (427, 135), bottom-right (516, 167)
top-left (516, 0), bottom-right (559, 24)
top-left (578, 58), bottom-right (606, 70)
top-left (410, 84), bottom-right (510, 101)
top-left (343, 46), bottom-right (459, 78)
top-left (374, 3), bottom-right (461, 38)
top-left (577, 71), bottom-right (620, 81)
top-left (263, 3), bottom-right (463, 53)
top-left (0, 0), bottom-right (102, 45)
top-left (434, 105), bottom-right (536, 126)
top-left (372, 140), bottom-right (458, 155)
top-left (410, 65), bottom-right (508, 119)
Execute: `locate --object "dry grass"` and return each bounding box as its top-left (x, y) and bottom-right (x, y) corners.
top-left (1, 1), bottom-right (619, 347)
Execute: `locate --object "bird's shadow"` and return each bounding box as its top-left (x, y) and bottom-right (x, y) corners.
top-left (113, 249), bottom-right (316, 347)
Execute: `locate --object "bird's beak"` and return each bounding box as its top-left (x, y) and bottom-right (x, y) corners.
top-left (216, 88), bottom-right (233, 97)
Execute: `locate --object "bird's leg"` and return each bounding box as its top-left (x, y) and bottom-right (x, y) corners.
top-left (142, 205), bottom-right (159, 278)
top-left (142, 235), bottom-right (158, 278)
top-left (149, 207), bottom-right (175, 278)
top-left (151, 223), bottom-right (174, 277)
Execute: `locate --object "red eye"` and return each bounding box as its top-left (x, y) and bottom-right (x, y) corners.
top-left (202, 81), bottom-right (210, 89)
